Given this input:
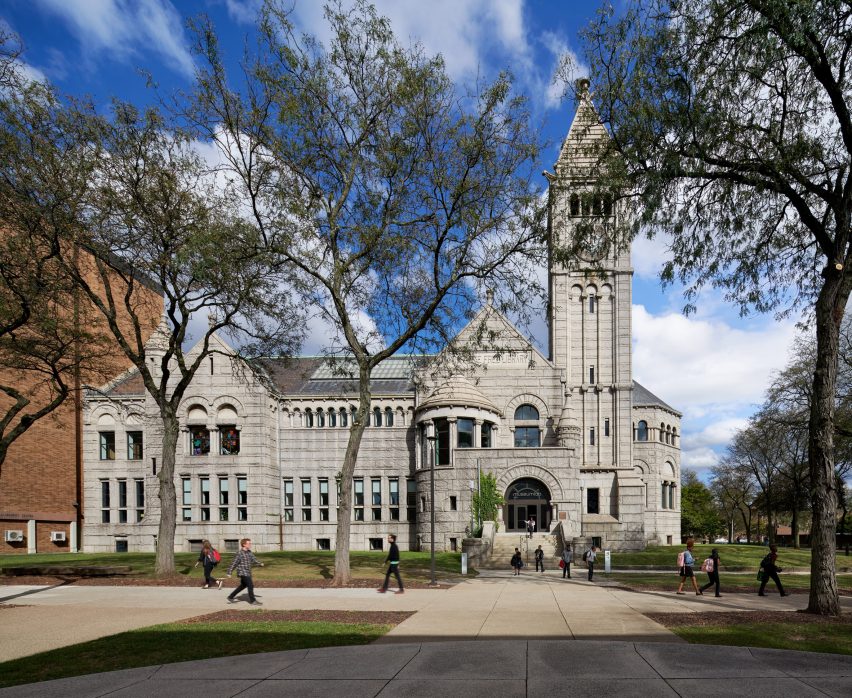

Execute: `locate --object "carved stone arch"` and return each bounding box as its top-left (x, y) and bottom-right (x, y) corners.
top-left (665, 460), bottom-right (677, 479)
top-left (504, 393), bottom-right (550, 423)
top-left (570, 283), bottom-right (583, 301)
top-left (633, 459), bottom-right (648, 477)
top-left (94, 408), bottom-right (118, 427)
top-left (600, 282), bottom-right (613, 295)
top-left (213, 395), bottom-right (246, 415)
top-left (585, 282), bottom-right (599, 295)
top-left (496, 464), bottom-right (564, 501)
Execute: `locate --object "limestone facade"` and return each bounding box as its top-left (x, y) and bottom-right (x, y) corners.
top-left (82, 95), bottom-right (681, 554)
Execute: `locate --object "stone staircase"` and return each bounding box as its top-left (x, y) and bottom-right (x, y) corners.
top-left (480, 531), bottom-right (560, 569)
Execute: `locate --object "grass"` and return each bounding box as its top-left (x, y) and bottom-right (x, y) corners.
top-left (0, 549), bottom-right (469, 583)
top-left (0, 617), bottom-right (394, 689)
top-left (602, 571), bottom-right (852, 592)
top-left (662, 619), bottom-right (852, 655)
top-left (608, 543), bottom-right (852, 570)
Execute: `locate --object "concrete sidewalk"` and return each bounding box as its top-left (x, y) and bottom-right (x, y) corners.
top-left (2, 571), bottom-right (852, 695)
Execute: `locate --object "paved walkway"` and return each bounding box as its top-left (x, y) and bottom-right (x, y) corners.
top-left (1, 570), bottom-right (851, 696)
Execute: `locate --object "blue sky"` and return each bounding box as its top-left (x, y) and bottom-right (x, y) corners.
top-left (2, 0), bottom-right (803, 478)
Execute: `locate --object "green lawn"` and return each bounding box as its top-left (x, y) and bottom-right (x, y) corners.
top-left (0, 549), bottom-right (469, 583)
top-left (664, 619), bottom-right (852, 655)
top-left (0, 617), bottom-right (394, 689)
top-left (603, 571), bottom-right (852, 592)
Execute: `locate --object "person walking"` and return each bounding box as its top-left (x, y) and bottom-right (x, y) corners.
top-left (561, 544), bottom-right (573, 579)
top-left (699, 548), bottom-right (721, 597)
top-left (526, 517), bottom-right (535, 539)
top-left (377, 533), bottom-right (404, 594)
top-left (758, 544), bottom-right (788, 597)
top-left (226, 537), bottom-right (264, 605)
top-left (585, 545), bottom-right (597, 581)
top-left (511, 547), bottom-right (523, 575)
top-left (193, 539), bottom-right (222, 589)
top-left (534, 544), bottom-right (545, 572)
top-left (676, 537), bottom-right (702, 596)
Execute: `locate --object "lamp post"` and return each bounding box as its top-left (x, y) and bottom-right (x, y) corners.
top-left (427, 435), bottom-right (437, 587)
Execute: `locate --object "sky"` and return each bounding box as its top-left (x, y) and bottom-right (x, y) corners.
top-left (1, 0), bottom-right (804, 479)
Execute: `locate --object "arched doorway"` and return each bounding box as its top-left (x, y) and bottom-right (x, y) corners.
top-left (504, 478), bottom-right (552, 532)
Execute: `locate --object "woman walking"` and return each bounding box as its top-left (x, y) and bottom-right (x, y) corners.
top-left (194, 539), bottom-right (222, 589)
top-left (676, 538), bottom-right (702, 596)
top-left (699, 548), bottom-right (721, 597)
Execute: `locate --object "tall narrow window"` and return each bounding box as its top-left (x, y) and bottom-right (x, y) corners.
top-left (200, 477), bottom-right (210, 521)
top-left (589, 427), bottom-right (595, 446)
top-left (340, 408), bottom-right (348, 427)
top-left (669, 484), bottom-right (675, 510)
top-left (636, 420), bottom-right (648, 442)
top-left (219, 477), bottom-right (229, 521)
top-left (449, 495), bottom-right (457, 511)
top-left (305, 409), bottom-right (314, 427)
top-left (101, 480), bottom-right (110, 523)
top-left (237, 477), bottom-right (247, 521)
top-left (661, 483), bottom-right (668, 509)
top-left (372, 478), bottom-right (382, 521)
top-left (283, 479), bottom-right (294, 522)
top-left (118, 479), bottom-right (127, 523)
top-left (219, 426), bottom-right (239, 455)
top-left (354, 479), bottom-right (364, 521)
top-left (389, 478), bottom-right (399, 521)
top-left (328, 410), bottom-right (337, 427)
top-left (319, 479), bottom-right (329, 521)
top-left (317, 409), bottom-right (325, 428)
top-left (190, 426), bottom-right (210, 455)
top-left (589, 366), bottom-right (595, 384)
top-left (435, 418), bottom-right (451, 464)
top-left (407, 479), bottom-right (416, 521)
top-left (587, 487), bottom-right (600, 514)
top-left (481, 421), bottom-right (493, 448)
top-left (127, 432), bottom-right (143, 460)
top-left (135, 479), bottom-right (144, 522)
top-left (302, 479), bottom-right (312, 521)
top-left (99, 432), bottom-right (115, 460)
top-left (604, 418), bottom-right (610, 437)
top-left (385, 407), bottom-right (394, 427)
top-left (457, 418), bottom-right (474, 448)
top-left (589, 294), bottom-right (596, 314)
top-left (373, 407), bottom-right (382, 426)
top-left (182, 477), bottom-right (191, 521)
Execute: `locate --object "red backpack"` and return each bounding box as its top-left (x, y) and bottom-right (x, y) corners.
top-left (210, 548), bottom-right (221, 564)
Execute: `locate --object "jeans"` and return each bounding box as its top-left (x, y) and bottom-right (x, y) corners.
top-left (588, 561), bottom-right (595, 580)
top-left (699, 571), bottom-right (720, 596)
top-left (382, 563), bottom-right (403, 591)
top-left (202, 560), bottom-right (217, 586)
top-left (759, 568), bottom-right (785, 596)
top-left (229, 574), bottom-right (255, 602)
top-left (562, 562), bottom-right (571, 578)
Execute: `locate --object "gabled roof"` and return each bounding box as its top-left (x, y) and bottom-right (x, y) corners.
top-left (633, 380), bottom-right (681, 416)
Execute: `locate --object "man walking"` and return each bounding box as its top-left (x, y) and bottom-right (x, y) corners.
top-left (758, 544), bottom-right (787, 597)
top-left (561, 544), bottom-right (573, 579)
top-left (534, 544), bottom-right (545, 572)
top-left (526, 517), bottom-right (535, 539)
top-left (226, 537), bottom-right (264, 605)
top-left (377, 534), bottom-right (404, 594)
top-left (586, 545), bottom-right (597, 581)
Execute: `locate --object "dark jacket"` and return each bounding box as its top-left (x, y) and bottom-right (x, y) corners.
top-left (385, 541), bottom-right (400, 565)
top-left (511, 552), bottom-right (523, 568)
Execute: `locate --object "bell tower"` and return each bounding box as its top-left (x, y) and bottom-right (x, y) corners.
top-left (548, 80), bottom-right (633, 470)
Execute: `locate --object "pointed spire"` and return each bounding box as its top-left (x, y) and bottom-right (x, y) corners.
top-left (554, 78), bottom-right (609, 179)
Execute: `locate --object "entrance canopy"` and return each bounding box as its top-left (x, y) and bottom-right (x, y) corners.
top-left (505, 478), bottom-right (551, 532)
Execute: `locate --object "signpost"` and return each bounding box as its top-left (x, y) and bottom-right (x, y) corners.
top-left (604, 549), bottom-right (611, 574)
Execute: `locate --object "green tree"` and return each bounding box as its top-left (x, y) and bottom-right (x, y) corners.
top-left (191, 0), bottom-right (545, 584)
top-left (1, 74), bottom-right (304, 574)
top-left (681, 470), bottom-right (723, 540)
top-left (472, 472), bottom-right (504, 532)
top-left (581, 0), bottom-right (852, 615)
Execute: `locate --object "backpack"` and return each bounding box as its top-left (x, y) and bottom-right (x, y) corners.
top-left (210, 548), bottom-right (221, 564)
top-left (582, 550), bottom-right (589, 562)
top-left (760, 552), bottom-right (771, 568)
top-left (702, 557), bottom-right (714, 573)
top-left (677, 551), bottom-right (685, 568)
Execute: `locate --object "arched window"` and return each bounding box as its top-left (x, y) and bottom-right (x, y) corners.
top-left (305, 409), bottom-right (314, 428)
top-left (316, 408), bottom-right (325, 428)
top-left (373, 407), bottom-right (382, 427)
top-left (384, 407), bottom-right (394, 427)
top-left (514, 404), bottom-right (539, 421)
top-left (671, 428), bottom-right (677, 446)
top-left (636, 420), bottom-right (648, 441)
top-left (328, 409), bottom-right (336, 427)
top-left (660, 423), bottom-right (666, 442)
top-left (340, 408), bottom-right (348, 427)
top-left (569, 193), bottom-right (580, 217)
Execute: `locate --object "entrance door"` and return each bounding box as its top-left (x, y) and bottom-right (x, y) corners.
top-left (504, 478), bottom-right (552, 532)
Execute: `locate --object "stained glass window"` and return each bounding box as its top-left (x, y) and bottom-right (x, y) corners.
top-left (190, 426), bottom-right (210, 455)
top-left (220, 426), bottom-right (240, 455)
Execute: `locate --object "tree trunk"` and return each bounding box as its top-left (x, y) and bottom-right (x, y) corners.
top-left (154, 409), bottom-right (179, 577)
top-left (807, 273), bottom-right (847, 615)
top-left (331, 366), bottom-right (371, 587)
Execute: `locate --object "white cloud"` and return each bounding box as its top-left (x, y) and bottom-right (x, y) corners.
top-left (631, 231), bottom-right (672, 280)
top-left (34, 0), bottom-right (195, 78)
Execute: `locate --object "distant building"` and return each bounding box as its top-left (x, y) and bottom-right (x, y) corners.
top-left (82, 94), bottom-right (681, 554)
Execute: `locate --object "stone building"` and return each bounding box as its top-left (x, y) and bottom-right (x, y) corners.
top-left (82, 92), bottom-right (681, 555)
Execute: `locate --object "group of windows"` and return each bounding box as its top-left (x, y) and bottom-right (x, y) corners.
top-left (100, 478), bottom-right (145, 523)
top-left (568, 192), bottom-right (614, 218)
top-left (189, 425), bottom-right (240, 456)
top-left (303, 406), bottom-right (400, 428)
top-left (661, 481), bottom-right (676, 509)
top-left (421, 417), bottom-right (498, 466)
top-left (283, 476), bottom-right (417, 523)
top-left (634, 420), bottom-right (678, 445)
top-left (180, 475), bottom-right (248, 522)
top-left (99, 431), bottom-right (144, 461)
top-left (589, 418), bottom-right (611, 446)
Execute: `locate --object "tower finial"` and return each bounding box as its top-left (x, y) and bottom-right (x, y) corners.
top-left (485, 288), bottom-right (494, 307)
top-left (576, 78), bottom-right (591, 98)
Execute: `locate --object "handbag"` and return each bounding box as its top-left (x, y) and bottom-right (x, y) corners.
top-left (559, 559), bottom-right (565, 569)
top-left (756, 569), bottom-right (764, 581)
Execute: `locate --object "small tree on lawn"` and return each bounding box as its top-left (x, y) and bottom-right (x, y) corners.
top-left (472, 472), bottom-right (504, 533)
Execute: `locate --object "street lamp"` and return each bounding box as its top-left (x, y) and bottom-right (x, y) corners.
top-left (427, 435), bottom-right (438, 587)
